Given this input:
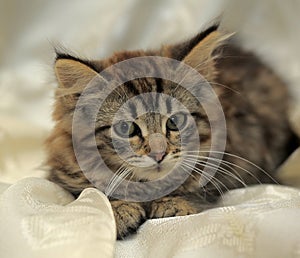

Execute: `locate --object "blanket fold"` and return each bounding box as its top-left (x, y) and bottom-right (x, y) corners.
top-left (0, 178), bottom-right (116, 258)
top-left (1, 178), bottom-right (300, 258)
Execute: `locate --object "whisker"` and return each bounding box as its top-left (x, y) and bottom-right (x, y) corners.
top-left (124, 172), bottom-right (135, 200)
top-left (203, 156), bottom-right (247, 184)
top-left (180, 162), bottom-right (227, 201)
top-left (178, 164), bottom-right (199, 182)
top-left (183, 156), bottom-right (238, 190)
top-left (186, 153), bottom-right (262, 184)
top-left (181, 162), bottom-right (221, 195)
top-left (110, 169), bottom-right (133, 196)
top-left (184, 150), bottom-right (278, 184)
top-left (105, 165), bottom-right (125, 192)
top-left (106, 164), bottom-right (125, 186)
top-left (182, 160), bottom-right (230, 192)
top-left (184, 154), bottom-right (255, 185)
top-left (184, 157), bottom-right (247, 188)
top-left (105, 166), bottom-right (132, 196)
top-left (206, 81), bottom-right (241, 94)
top-left (179, 164), bottom-right (209, 203)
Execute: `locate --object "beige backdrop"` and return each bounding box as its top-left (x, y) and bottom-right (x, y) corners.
top-left (0, 0), bottom-right (299, 184)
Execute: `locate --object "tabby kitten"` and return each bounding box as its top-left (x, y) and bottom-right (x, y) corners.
top-left (46, 25), bottom-right (297, 239)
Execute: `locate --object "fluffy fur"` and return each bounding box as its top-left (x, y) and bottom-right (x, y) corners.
top-left (46, 25), bottom-right (298, 239)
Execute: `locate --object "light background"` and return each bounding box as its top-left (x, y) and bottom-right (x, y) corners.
top-left (0, 0), bottom-right (299, 184)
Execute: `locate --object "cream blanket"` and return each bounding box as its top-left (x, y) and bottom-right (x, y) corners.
top-left (1, 178), bottom-right (300, 258)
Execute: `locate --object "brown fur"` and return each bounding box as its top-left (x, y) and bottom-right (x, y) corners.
top-left (46, 25), bottom-right (298, 239)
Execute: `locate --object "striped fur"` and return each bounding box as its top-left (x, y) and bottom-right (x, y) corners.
top-left (46, 25), bottom-right (297, 238)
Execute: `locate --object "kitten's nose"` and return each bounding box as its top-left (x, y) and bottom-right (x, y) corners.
top-left (148, 133), bottom-right (167, 163)
top-left (148, 151), bottom-right (166, 163)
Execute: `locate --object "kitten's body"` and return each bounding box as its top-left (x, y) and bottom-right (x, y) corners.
top-left (46, 26), bottom-right (297, 239)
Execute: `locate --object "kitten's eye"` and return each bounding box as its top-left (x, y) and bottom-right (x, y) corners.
top-left (166, 113), bottom-right (187, 131)
top-left (113, 121), bottom-right (138, 138)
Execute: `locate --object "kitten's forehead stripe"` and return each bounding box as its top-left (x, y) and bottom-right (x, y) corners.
top-left (125, 81), bottom-right (139, 96)
top-left (155, 78), bottom-right (163, 93)
top-left (166, 97), bottom-right (172, 114)
top-left (146, 113), bottom-right (162, 134)
top-left (128, 102), bottom-right (137, 118)
top-left (154, 79), bottom-right (163, 110)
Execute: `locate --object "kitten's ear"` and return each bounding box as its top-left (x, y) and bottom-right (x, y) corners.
top-left (164, 24), bottom-right (232, 80)
top-left (54, 54), bottom-right (100, 89)
top-left (53, 53), bottom-right (105, 112)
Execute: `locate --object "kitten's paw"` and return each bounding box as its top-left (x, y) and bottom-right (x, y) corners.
top-left (149, 197), bottom-right (197, 218)
top-left (111, 200), bottom-right (146, 239)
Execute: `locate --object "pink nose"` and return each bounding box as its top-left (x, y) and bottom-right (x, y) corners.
top-left (149, 151), bottom-right (166, 163)
top-left (148, 133), bottom-right (167, 163)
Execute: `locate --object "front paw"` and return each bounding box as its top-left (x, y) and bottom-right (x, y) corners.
top-left (111, 200), bottom-right (146, 239)
top-left (149, 196), bottom-right (197, 219)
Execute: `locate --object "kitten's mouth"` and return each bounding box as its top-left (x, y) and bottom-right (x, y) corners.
top-left (127, 155), bottom-right (180, 181)
top-left (155, 163), bottom-right (162, 172)
top-left (145, 163), bottom-right (163, 172)
top-left (135, 161), bottom-right (177, 181)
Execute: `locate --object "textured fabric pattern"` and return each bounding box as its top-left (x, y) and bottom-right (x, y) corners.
top-left (1, 178), bottom-right (300, 258)
top-left (116, 185), bottom-right (300, 258)
top-left (0, 178), bottom-right (116, 258)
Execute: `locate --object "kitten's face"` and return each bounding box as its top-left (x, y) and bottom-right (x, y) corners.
top-left (50, 25), bottom-right (227, 192)
top-left (95, 80), bottom-right (210, 181)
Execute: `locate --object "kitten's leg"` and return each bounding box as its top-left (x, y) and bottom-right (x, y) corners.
top-left (111, 200), bottom-right (146, 239)
top-left (149, 196), bottom-right (199, 219)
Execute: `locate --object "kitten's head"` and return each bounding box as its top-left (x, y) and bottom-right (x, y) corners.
top-left (47, 25), bottom-right (229, 193)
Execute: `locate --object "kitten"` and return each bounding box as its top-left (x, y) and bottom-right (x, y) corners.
top-left (46, 24), bottom-right (298, 239)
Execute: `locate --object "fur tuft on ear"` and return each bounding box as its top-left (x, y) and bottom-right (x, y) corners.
top-left (167, 24), bottom-right (220, 61)
top-left (183, 30), bottom-right (233, 80)
top-left (54, 48), bottom-right (101, 73)
top-left (55, 59), bottom-right (99, 88)
top-left (163, 24), bottom-right (233, 80)
top-left (53, 53), bottom-right (103, 110)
